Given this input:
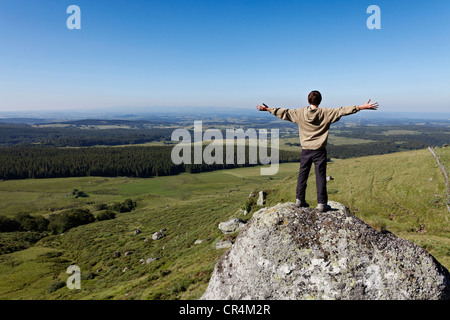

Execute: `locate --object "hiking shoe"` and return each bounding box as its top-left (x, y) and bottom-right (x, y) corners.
top-left (295, 199), bottom-right (310, 208)
top-left (317, 203), bottom-right (331, 212)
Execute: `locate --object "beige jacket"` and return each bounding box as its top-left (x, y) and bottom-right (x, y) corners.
top-left (269, 105), bottom-right (360, 150)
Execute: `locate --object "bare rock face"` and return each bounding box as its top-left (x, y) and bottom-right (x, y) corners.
top-left (201, 201), bottom-right (450, 300)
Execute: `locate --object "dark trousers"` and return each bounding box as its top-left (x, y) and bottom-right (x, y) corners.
top-left (296, 148), bottom-right (328, 204)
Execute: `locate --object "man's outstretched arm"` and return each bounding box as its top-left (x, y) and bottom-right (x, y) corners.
top-left (328, 99), bottom-right (379, 124)
top-left (256, 103), bottom-right (298, 123)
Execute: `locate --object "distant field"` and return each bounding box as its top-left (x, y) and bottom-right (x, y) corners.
top-left (0, 147), bottom-right (449, 300)
top-left (381, 129), bottom-right (420, 135)
top-left (34, 124), bottom-right (134, 130)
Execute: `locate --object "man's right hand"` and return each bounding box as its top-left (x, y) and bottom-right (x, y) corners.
top-left (359, 99), bottom-right (379, 110)
top-left (256, 104), bottom-right (270, 111)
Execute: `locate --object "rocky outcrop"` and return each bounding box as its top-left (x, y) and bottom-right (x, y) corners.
top-left (218, 218), bottom-right (247, 234)
top-left (152, 230), bottom-right (165, 240)
top-left (257, 191), bottom-right (266, 206)
top-left (201, 201), bottom-right (450, 300)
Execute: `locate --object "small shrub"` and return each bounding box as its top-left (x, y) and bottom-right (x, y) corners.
top-left (242, 201), bottom-right (252, 213)
top-left (95, 203), bottom-right (108, 211)
top-left (16, 213), bottom-right (49, 232)
top-left (96, 210), bottom-right (116, 221)
top-left (428, 195), bottom-right (443, 207)
top-left (0, 215), bottom-right (21, 232)
top-left (72, 189), bottom-right (88, 198)
top-left (81, 271), bottom-right (96, 280)
top-left (122, 199), bottom-right (137, 211)
top-left (0, 231), bottom-right (46, 255)
top-left (371, 219), bottom-right (387, 233)
top-left (37, 251), bottom-right (63, 261)
top-left (168, 277), bottom-right (192, 295)
top-left (48, 280), bottom-right (66, 293)
top-left (48, 208), bottom-right (95, 234)
top-left (109, 199), bottom-right (137, 213)
top-left (242, 196), bottom-right (256, 213)
top-left (34, 216), bottom-right (50, 232)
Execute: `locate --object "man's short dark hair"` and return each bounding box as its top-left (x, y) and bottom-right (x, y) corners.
top-left (308, 90), bottom-right (322, 106)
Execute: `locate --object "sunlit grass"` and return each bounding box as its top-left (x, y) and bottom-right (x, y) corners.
top-left (0, 147), bottom-right (448, 299)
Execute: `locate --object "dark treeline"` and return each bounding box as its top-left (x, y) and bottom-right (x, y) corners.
top-left (328, 141), bottom-right (411, 159)
top-left (326, 125), bottom-right (449, 158)
top-left (0, 122), bottom-right (448, 180)
top-left (330, 125), bottom-right (449, 147)
top-left (0, 138), bottom-right (448, 180)
top-left (0, 146), bottom-right (300, 180)
top-left (0, 123), bottom-right (174, 147)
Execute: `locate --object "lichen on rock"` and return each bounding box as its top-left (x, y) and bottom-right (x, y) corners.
top-left (201, 201), bottom-right (450, 300)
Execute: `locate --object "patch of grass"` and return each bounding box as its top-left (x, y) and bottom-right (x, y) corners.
top-left (48, 280), bottom-right (65, 293)
top-left (381, 129), bottom-right (420, 135)
top-left (0, 231), bottom-right (47, 255)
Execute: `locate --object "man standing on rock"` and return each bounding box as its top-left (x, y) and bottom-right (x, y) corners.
top-left (256, 91), bottom-right (378, 212)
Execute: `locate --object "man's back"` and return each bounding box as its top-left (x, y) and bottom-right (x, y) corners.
top-left (268, 105), bottom-right (359, 150)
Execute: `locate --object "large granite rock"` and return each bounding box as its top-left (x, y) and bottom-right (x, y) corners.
top-left (201, 201), bottom-right (450, 300)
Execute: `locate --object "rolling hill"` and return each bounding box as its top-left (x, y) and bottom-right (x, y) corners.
top-left (0, 147), bottom-right (448, 299)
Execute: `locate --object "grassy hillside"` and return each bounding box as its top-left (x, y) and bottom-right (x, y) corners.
top-left (0, 147), bottom-right (449, 299)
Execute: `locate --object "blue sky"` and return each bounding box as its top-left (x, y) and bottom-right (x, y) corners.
top-left (0, 0), bottom-right (449, 112)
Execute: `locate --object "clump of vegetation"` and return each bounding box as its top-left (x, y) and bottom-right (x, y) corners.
top-left (72, 189), bottom-right (88, 198)
top-left (95, 203), bottom-right (108, 211)
top-left (81, 271), bottom-right (96, 280)
top-left (0, 198), bottom-right (137, 237)
top-left (96, 210), bottom-right (116, 221)
top-left (108, 198), bottom-right (137, 213)
top-left (15, 213), bottom-right (49, 231)
top-left (241, 201), bottom-right (252, 213)
top-left (35, 251), bottom-right (63, 262)
top-left (242, 193), bottom-right (256, 213)
top-left (0, 231), bottom-right (46, 255)
top-left (48, 208), bottom-right (95, 234)
top-left (0, 215), bottom-right (21, 232)
top-left (47, 280), bottom-right (66, 293)
top-left (0, 213), bottom-right (49, 232)
top-left (370, 219), bottom-right (388, 234)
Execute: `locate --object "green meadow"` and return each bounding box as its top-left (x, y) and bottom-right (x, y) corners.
top-left (0, 147), bottom-right (449, 299)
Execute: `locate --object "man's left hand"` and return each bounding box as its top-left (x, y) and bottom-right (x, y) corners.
top-left (359, 99), bottom-right (379, 110)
